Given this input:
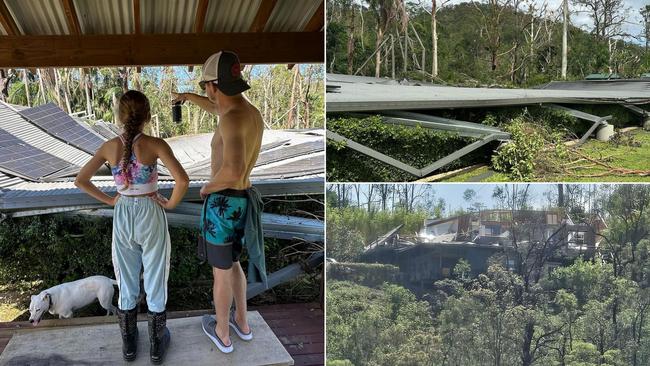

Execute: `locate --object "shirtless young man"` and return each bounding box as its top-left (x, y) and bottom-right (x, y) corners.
top-left (172, 51), bottom-right (265, 353)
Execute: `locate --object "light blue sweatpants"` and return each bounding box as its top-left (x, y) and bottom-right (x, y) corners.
top-left (111, 195), bottom-right (171, 312)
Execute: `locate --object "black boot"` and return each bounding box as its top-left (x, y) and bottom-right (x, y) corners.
top-left (148, 310), bottom-right (170, 364)
top-left (117, 308), bottom-right (138, 361)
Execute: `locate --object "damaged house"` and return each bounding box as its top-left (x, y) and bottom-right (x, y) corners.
top-left (361, 209), bottom-right (606, 290)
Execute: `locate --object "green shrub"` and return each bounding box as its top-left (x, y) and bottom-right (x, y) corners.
top-left (326, 115), bottom-right (491, 181)
top-left (491, 118), bottom-right (545, 180)
top-left (0, 214), bottom-right (316, 293)
top-left (327, 263), bottom-right (399, 287)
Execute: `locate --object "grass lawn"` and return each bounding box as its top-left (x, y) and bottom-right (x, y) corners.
top-left (441, 129), bottom-right (650, 182)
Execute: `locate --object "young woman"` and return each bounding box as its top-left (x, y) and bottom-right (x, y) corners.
top-left (75, 90), bottom-right (189, 364)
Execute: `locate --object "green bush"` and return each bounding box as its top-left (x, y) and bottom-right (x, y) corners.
top-left (326, 115), bottom-right (491, 181)
top-left (491, 118), bottom-right (547, 180)
top-left (327, 263), bottom-right (399, 288)
top-left (0, 214), bottom-right (315, 292)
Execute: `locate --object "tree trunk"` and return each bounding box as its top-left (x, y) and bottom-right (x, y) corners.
top-left (0, 69), bottom-right (8, 101)
top-left (287, 67), bottom-right (300, 128)
top-left (23, 70), bottom-right (31, 107)
top-left (82, 68), bottom-right (92, 116)
top-left (431, 0), bottom-right (438, 78)
top-left (561, 0), bottom-right (568, 79)
top-left (52, 68), bottom-right (62, 107)
top-left (521, 321), bottom-right (534, 366)
top-left (346, 8), bottom-right (356, 74)
top-left (62, 69), bottom-right (72, 113)
top-left (375, 27), bottom-right (383, 77)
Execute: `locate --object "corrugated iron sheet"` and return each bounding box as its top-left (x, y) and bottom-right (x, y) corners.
top-left (4, 0), bottom-right (70, 35)
top-left (74, 0), bottom-right (134, 35)
top-left (141, 0), bottom-right (198, 34)
top-left (265, 0), bottom-right (320, 32)
top-left (3, 0), bottom-right (322, 36)
top-left (203, 0), bottom-right (260, 33)
top-left (0, 103), bottom-right (92, 167)
top-left (0, 171), bottom-right (24, 191)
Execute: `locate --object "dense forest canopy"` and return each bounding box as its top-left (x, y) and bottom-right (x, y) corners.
top-left (327, 0), bottom-right (650, 86)
top-left (0, 64), bottom-right (324, 137)
top-left (327, 184), bottom-right (650, 366)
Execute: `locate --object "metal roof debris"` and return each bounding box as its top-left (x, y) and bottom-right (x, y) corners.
top-left (326, 73), bottom-right (650, 112)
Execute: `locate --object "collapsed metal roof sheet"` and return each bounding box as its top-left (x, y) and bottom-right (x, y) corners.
top-left (326, 73), bottom-right (650, 112)
top-left (537, 79), bottom-right (650, 93)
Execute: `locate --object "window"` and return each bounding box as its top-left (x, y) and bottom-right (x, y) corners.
top-left (547, 214), bottom-right (558, 225)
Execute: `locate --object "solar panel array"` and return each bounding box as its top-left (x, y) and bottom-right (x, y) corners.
top-left (19, 103), bottom-right (105, 155)
top-left (255, 140), bottom-right (324, 167)
top-left (91, 122), bottom-right (119, 139)
top-left (0, 128), bottom-right (73, 180)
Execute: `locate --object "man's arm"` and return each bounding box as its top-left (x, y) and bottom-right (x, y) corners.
top-left (172, 92), bottom-right (218, 114)
top-left (200, 114), bottom-right (246, 195)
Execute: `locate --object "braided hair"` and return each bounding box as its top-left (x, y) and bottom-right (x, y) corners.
top-left (117, 90), bottom-right (151, 189)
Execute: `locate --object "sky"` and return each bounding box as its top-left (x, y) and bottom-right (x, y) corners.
top-left (415, 0), bottom-right (647, 45)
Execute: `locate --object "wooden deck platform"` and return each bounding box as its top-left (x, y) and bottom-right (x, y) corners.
top-left (0, 303), bottom-right (323, 366)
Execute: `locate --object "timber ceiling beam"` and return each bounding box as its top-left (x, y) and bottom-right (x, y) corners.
top-left (0, 32), bottom-right (324, 67)
top-left (60, 0), bottom-right (81, 35)
top-left (133, 0), bottom-right (141, 34)
top-left (0, 1), bottom-right (19, 36)
top-left (249, 0), bottom-right (278, 32)
top-left (194, 0), bottom-right (209, 33)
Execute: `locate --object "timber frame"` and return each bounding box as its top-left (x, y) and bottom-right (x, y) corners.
top-left (0, 0), bottom-right (324, 67)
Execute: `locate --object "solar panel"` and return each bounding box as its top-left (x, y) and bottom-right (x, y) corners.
top-left (0, 128), bottom-right (75, 181)
top-left (255, 140), bottom-right (324, 167)
top-left (19, 103), bottom-right (106, 155)
top-left (91, 122), bottom-right (119, 139)
top-left (251, 155), bottom-right (324, 179)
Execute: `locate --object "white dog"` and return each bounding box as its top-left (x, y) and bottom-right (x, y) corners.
top-left (28, 275), bottom-right (118, 325)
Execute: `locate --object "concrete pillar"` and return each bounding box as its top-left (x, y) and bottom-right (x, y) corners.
top-left (643, 117), bottom-right (650, 131)
top-left (596, 124), bottom-right (614, 141)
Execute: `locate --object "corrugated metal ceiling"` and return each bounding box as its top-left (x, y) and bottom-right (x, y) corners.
top-left (265, 0), bottom-right (321, 32)
top-left (75, 0), bottom-right (133, 35)
top-left (141, 0), bottom-right (198, 34)
top-left (2, 0), bottom-right (322, 35)
top-left (203, 0), bottom-right (260, 33)
top-left (5, 0), bottom-right (70, 35)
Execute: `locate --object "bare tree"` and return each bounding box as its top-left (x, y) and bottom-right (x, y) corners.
top-left (377, 184), bottom-right (393, 211)
top-left (574, 0), bottom-right (630, 72)
top-left (561, 0), bottom-right (568, 79)
top-left (642, 5), bottom-right (650, 53)
top-left (473, 0), bottom-right (510, 72)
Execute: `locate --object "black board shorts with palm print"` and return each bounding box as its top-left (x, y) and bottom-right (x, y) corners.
top-left (200, 189), bottom-right (248, 270)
